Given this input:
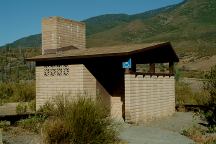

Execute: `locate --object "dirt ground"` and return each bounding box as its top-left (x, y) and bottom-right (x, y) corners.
top-left (2, 112), bottom-right (201, 144)
top-left (179, 55), bottom-right (216, 71)
top-left (181, 78), bottom-right (203, 92)
top-left (2, 127), bottom-right (41, 144)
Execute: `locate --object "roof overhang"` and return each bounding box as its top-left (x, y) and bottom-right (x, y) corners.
top-left (26, 42), bottom-right (179, 63)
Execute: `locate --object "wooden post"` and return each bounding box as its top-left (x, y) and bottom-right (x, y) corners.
top-left (131, 59), bottom-right (136, 73)
top-left (125, 68), bottom-right (131, 74)
top-left (149, 63), bottom-right (155, 73)
top-left (169, 62), bottom-right (174, 74)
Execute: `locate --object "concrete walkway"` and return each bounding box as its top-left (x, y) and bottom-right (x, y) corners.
top-left (119, 112), bottom-right (197, 144)
top-left (120, 126), bottom-right (194, 144)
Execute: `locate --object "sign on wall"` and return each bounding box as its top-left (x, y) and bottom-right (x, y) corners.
top-left (122, 58), bottom-right (132, 69)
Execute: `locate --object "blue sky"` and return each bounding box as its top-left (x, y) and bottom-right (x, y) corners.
top-left (0, 0), bottom-right (183, 46)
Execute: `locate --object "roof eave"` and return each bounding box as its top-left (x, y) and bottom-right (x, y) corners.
top-left (26, 42), bottom-right (179, 62)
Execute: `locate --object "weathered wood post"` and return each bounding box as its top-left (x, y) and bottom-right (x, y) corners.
top-left (149, 63), bottom-right (155, 73)
top-left (169, 62), bottom-right (174, 74)
top-left (125, 68), bottom-right (131, 74)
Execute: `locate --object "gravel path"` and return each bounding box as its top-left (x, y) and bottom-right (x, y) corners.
top-left (119, 112), bottom-right (197, 144)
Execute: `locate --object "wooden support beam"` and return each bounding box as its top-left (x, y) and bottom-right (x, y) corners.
top-left (149, 63), bottom-right (155, 73)
top-left (169, 62), bottom-right (174, 74)
top-left (125, 68), bottom-right (132, 74)
top-left (131, 60), bottom-right (136, 73)
top-left (135, 72), bottom-right (174, 77)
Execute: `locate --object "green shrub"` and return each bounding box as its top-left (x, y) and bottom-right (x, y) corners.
top-left (181, 125), bottom-right (216, 144)
top-left (175, 67), bottom-right (181, 81)
top-left (16, 103), bottom-right (27, 114)
top-left (179, 69), bottom-right (205, 79)
top-left (17, 115), bottom-right (46, 133)
top-left (0, 83), bottom-right (14, 100)
top-left (181, 126), bottom-right (205, 138)
top-left (0, 81), bottom-right (35, 103)
top-left (176, 82), bottom-right (209, 105)
top-left (42, 97), bottom-right (119, 144)
top-left (207, 125), bottom-right (216, 133)
top-left (176, 82), bottom-right (192, 105)
top-left (203, 65), bottom-right (216, 126)
top-left (28, 99), bottom-right (36, 112)
top-left (11, 82), bottom-right (35, 102)
top-left (38, 101), bottom-right (55, 116)
top-left (0, 121), bottom-right (10, 129)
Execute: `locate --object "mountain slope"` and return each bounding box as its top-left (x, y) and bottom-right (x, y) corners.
top-left (87, 0), bottom-right (216, 56)
top-left (1, 0), bottom-right (216, 57)
top-left (0, 1), bottom-right (182, 49)
top-left (84, 2), bottom-right (182, 36)
top-left (1, 34), bottom-right (41, 49)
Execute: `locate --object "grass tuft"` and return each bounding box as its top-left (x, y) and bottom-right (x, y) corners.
top-left (41, 96), bottom-right (119, 144)
top-left (16, 115), bottom-right (46, 133)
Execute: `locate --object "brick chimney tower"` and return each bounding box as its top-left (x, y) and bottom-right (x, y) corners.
top-left (42, 16), bottom-right (86, 55)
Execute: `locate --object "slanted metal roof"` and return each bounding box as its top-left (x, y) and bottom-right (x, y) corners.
top-left (26, 42), bottom-right (179, 62)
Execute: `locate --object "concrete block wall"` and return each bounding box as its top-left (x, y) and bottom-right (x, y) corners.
top-left (36, 64), bottom-right (97, 110)
top-left (36, 64), bottom-right (113, 111)
top-left (96, 81), bottom-right (111, 107)
top-left (110, 97), bottom-right (123, 120)
top-left (125, 74), bottom-right (175, 123)
top-left (42, 17), bottom-right (86, 54)
top-left (83, 66), bottom-right (97, 97)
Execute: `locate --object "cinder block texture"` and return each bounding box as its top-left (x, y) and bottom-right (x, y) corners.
top-left (125, 74), bottom-right (175, 123)
top-left (42, 16), bottom-right (86, 54)
top-left (36, 64), bottom-right (113, 111)
top-left (110, 97), bottom-right (123, 120)
top-left (36, 64), bottom-right (97, 110)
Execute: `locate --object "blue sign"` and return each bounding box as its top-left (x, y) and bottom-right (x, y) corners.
top-left (122, 58), bottom-right (132, 69)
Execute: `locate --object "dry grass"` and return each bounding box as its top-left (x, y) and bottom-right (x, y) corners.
top-left (179, 55), bottom-right (216, 71)
top-left (0, 81), bottom-right (35, 104)
top-left (182, 126), bottom-right (216, 144)
top-left (176, 81), bottom-right (210, 105)
top-left (16, 115), bottom-right (46, 133)
top-left (41, 96), bottom-right (120, 144)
